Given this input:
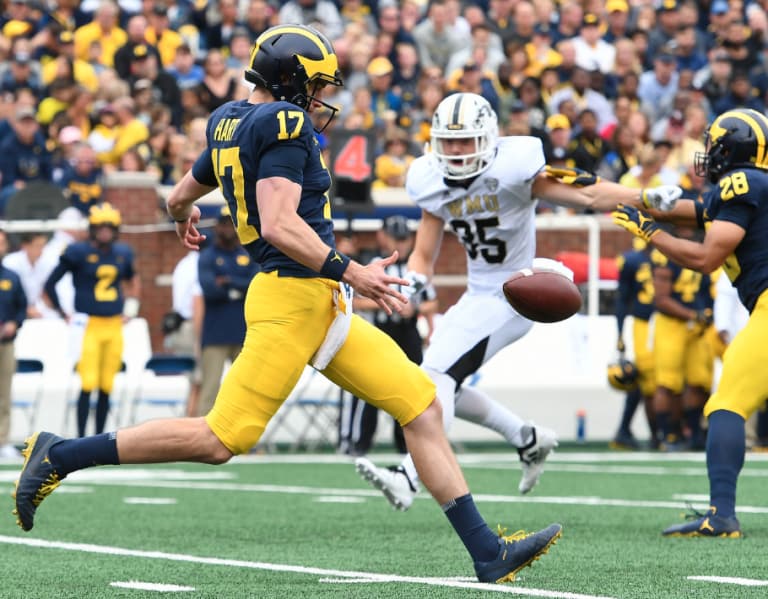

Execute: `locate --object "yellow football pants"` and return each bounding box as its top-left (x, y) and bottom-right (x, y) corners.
top-left (77, 315), bottom-right (124, 393)
top-left (705, 289), bottom-right (768, 419)
top-left (206, 272), bottom-right (436, 455)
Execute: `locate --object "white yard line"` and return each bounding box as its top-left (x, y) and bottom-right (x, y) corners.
top-left (123, 497), bottom-right (178, 505)
top-left (110, 581), bottom-right (195, 592)
top-left (688, 576), bottom-right (768, 587)
top-left (229, 452), bottom-right (768, 465)
top-left (0, 535), bottom-right (616, 599)
top-left (32, 475), bottom-right (767, 514)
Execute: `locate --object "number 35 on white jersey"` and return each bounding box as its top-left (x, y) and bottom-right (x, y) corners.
top-left (406, 136), bottom-right (546, 296)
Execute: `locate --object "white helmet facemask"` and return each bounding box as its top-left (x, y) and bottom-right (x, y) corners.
top-left (430, 92), bottom-right (499, 180)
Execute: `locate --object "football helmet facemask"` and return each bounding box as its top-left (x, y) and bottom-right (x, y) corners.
top-left (607, 358), bottom-right (639, 392)
top-left (694, 108), bottom-right (768, 183)
top-left (430, 92), bottom-right (499, 180)
top-left (245, 24), bottom-right (343, 132)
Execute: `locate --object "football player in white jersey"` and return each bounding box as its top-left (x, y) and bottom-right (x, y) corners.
top-left (356, 92), bottom-right (682, 510)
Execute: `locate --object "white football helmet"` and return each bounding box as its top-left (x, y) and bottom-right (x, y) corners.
top-left (430, 92), bottom-right (499, 180)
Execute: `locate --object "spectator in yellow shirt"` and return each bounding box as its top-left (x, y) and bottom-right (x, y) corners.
top-left (96, 97), bottom-right (149, 168)
top-left (145, 5), bottom-right (184, 69)
top-left (618, 143), bottom-right (667, 190)
top-left (41, 31), bottom-right (99, 93)
top-left (525, 23), bottom-right (562, 78)
top-left (373, 130), bottom-right (415, 190)
top-left (74, 1), bottom-right (127, 68)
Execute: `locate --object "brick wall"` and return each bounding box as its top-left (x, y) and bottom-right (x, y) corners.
top-left (105, 175), bottom-right (187, 351)
top-left (105, 175), bottom-right (633, 351)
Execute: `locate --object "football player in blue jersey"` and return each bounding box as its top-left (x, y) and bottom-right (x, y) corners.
top-left (610, 238), bottom-right (656, 450)
top-left (613, 107), bottom-right (768, 537)
top-left (650, 239), bottom-right (715, 451)
top-left (13, 25), bottom-right (563, 583)
top-left (43, 203), bottom-right (140, 437)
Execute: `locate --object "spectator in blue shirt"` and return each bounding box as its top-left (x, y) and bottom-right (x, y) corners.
top-left (714, 70), bottom-right (766, 114)
top-left (166, 42), bottom-right (205, 88)
top-left (637, 51), bottom-right (680, 122)
top-left (0, 106), bottom-right (52, 216)
top-left (57, 143), bottom-right (104, 217)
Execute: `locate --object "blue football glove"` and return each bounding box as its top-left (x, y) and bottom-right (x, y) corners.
top-left (612, 204), bottom-right (660, 242)
top-left (544, 165), bottom-right (600, 186)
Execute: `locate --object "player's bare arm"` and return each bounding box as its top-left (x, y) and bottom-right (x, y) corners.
top-left (407, 209), bottom-right (445, 281)
top-left (648, 220), bottom-right (745, 274)
top-left (532, 172), bottom-right (680, 213)
top-left (166, 170), bottom-right (215, 250)
top-left (629, 197), bottom-right (699, 228)
top-left (256, 176), bottom-right (409, 314)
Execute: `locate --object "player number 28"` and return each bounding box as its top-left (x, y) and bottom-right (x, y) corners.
top-left (719, 171), bottom-right (749, 201)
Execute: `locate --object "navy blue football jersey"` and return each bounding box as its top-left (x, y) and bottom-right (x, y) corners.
top-left (58, 166), bottom-right (103, 216)
top-left (651, 250), bottom-right (712, 311)
top-left (616, 249), bottom-right (654, 322)
top-left (703, 168), bottom-right (768, 312)
top-left (192, 99), bottom-right (335, 278)
top-left (45, 241), bottom-right (135, 316)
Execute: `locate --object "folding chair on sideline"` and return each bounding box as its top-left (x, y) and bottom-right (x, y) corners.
top-left (11, 359), bottom-right (45, 438)
top-left (259, 366), bottom-right (342, 452)
top-left (129, 355), bottom-right (196, 424)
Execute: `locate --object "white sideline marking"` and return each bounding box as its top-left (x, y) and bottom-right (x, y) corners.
top-left (0, 535), bottom-right (614, 599)
top-left (672, 494), bottom-right (709, 502)
top-left (479, 463), bottom-right (768, 479)
top-left (123, 497), bottom-right (178, 505)
top-left (51, 477), bottom-right (768, 514)
top-left (313, 496), bottom-right (365, 503)
top-left (688, 576), bottom-right (768, 587)
top-left (54, 486), bottom-right (93, 494)
top-left (110, 581), bottom-right (194, 592)
top-left (229, 452), bottom-right (768, 465)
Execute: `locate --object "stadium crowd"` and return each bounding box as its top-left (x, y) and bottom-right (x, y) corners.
top-left (0, 0), bottom-right (766, 213)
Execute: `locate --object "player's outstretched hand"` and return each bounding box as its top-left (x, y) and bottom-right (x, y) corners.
top-left (344, 251), bottom-right (409, 315)
top-left (612, 204), bottom-right (660, 242)
top-left (641, 185), bottom-right (682, 211)
top-left (175, 205), bottom-right (207, 250)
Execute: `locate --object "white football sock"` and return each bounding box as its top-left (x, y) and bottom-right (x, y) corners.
top-left (455, 384), bottom-right (529, 447)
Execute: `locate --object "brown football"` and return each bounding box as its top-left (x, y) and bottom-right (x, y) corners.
top-left (502, 268), bottom-right (582, 323)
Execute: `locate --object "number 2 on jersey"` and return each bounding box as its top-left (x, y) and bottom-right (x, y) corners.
top-left (94, 264), bottom-right (118, 302)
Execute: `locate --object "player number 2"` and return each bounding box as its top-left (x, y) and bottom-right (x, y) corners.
top-left (94, 264), bottom-right (118, 302)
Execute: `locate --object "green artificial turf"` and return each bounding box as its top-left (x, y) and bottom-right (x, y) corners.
top-left (1, 449), bottom-right (766, 598)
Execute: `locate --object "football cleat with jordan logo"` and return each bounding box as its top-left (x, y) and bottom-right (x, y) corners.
top-left (12, 432), bottom-right (66, 531)
top-left (662, 506), bottom-right (742, 538)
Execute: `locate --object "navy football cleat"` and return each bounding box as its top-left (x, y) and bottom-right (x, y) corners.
top-left (474, 523), bottom-right (562, 583)
top-left (662, 507), bottom-right (742, 538)
top-left (12, 432), bottom-right (66, 531)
